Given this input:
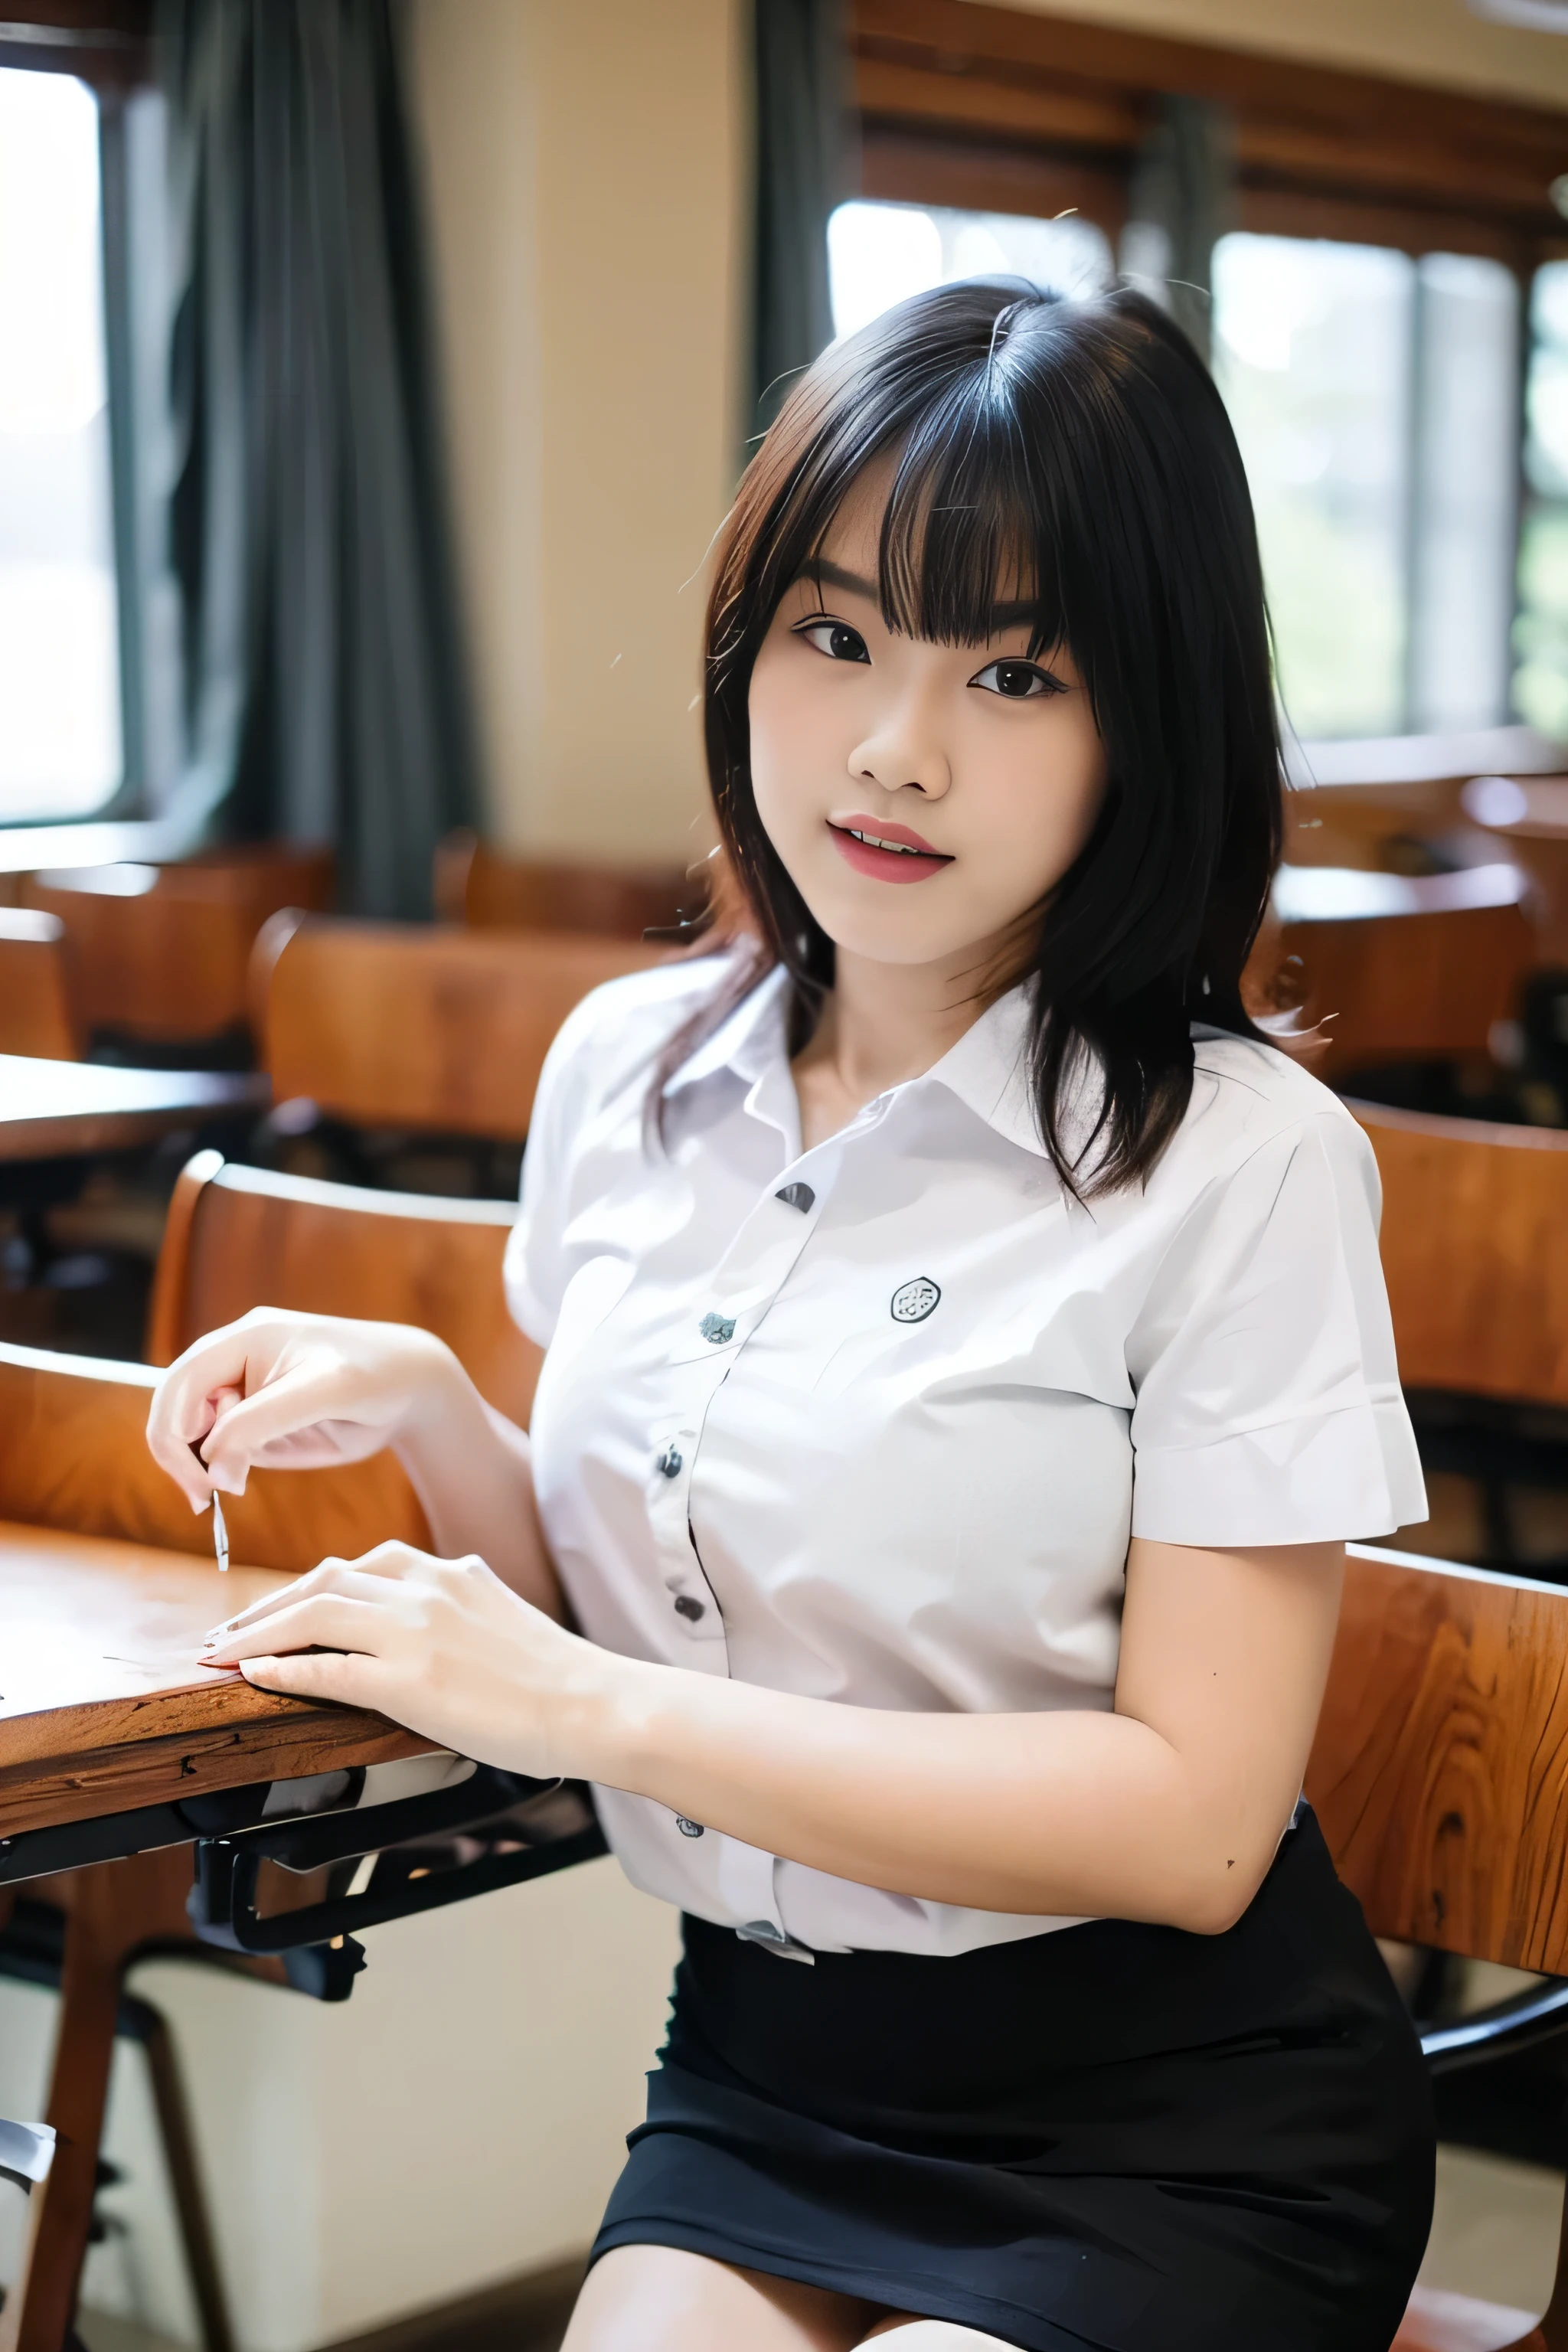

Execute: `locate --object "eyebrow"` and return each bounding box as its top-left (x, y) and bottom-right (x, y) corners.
top-left (802, 559), bottom-right (1044, 635)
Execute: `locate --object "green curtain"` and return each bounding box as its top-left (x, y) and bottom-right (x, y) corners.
top-left (751, 0), bottom-right (851, 438)
top-left (159, 0), bottom-right (481, 916)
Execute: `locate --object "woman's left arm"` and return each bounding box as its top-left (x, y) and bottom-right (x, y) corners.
top-left (200, 1534), bottom-right (1342, 1934)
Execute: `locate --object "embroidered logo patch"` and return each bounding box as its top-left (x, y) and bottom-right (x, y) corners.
top-left (890, 1276), bottom-right (941, 1324)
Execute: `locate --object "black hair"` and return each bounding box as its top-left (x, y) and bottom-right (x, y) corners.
top-left (666, 279), bottom-right (1282, 1196)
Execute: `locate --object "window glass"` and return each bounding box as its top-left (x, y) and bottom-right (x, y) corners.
top-left (1214, 235), bottom-right (1518, 742)
top-left (0, 68), bottom-right (122, 818)
top-left (1212, 234), bottom-right (1416, 740)
top-left (828, 200), bottom-right (1112, 344)
top-left (825, 211), bottom-right (1522, 746)
top-left (1517, 261), bottom-right (1568, 740)
top-left (1407, 253), bottom-right (1518, 735)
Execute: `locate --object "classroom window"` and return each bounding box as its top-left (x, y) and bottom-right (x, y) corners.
top-left (830, 206), bottom-right (1524, 746)
top-left (828, 199), bottom-right (1113, 344)
top-left (1211, 236), bottom-right (1519, 743)
top-left (0, 67), bottom-right (122, 820)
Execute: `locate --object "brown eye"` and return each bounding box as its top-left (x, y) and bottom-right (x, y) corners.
top-left (970, 658), bottom-right (1060, 700)
top-left (797, 619), bottom-right (871, 664)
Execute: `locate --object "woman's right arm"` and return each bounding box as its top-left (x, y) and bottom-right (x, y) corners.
top-left (145, 1310), bottom-right (563, 1617)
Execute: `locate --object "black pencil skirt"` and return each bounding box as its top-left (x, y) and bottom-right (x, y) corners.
top-left (590, 1808), bottom-right (1435, 2350)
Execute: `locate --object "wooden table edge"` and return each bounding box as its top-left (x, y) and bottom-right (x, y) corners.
top-left (0, 1703), bottom-right (436, 1840)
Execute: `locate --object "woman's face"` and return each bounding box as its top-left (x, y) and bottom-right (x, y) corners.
top-left (747, 465), bottom-right (1108, 975)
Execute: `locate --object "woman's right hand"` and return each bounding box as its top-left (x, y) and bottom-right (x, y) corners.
top-left (146, 1308), bottom-right (464, 1512)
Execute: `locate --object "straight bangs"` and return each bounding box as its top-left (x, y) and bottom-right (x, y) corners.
top-left (666, 280), bottom-right (1283, 1197)
top-left (876, 378), bottom-right (1063, 661)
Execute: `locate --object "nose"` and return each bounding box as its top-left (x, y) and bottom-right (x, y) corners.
top-left (846, 675), bottom-right (952, 800)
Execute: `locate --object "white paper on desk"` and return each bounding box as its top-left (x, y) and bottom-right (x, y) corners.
top-left (0, 1623), bottom-right (207, 1716)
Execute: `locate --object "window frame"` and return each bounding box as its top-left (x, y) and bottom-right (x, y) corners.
top-left (848, 0), bottom-right (1568, 749)
top-left (851, 0), bottom-right (1568, 275)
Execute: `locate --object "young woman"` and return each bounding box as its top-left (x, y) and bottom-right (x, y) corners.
top-left (149, 282), bottom-right (1436, 2352)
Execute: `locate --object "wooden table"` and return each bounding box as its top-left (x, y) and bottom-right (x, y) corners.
top-left (0, 1521), bottom-right (428, 1844)
top-left (0, 1521), bottom-right (428, 2352)
top-left (0, 1057), bottom-right (267, 1163)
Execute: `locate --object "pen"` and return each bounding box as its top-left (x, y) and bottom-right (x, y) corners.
top-left (212, 1490), bottom-right (229, 1573)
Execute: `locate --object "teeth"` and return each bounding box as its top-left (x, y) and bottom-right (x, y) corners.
top-left (848, 828), bottom-right (924, 855)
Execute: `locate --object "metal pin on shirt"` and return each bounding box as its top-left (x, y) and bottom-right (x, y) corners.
top-left (211, 1491), bottom-right (229, 1573)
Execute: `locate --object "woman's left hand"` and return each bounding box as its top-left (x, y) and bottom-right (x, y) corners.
top-left (199, 1543), bottom-right (610, 1779)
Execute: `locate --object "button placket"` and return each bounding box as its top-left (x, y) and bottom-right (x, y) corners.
top-left (648, 1147), bottom-right (841, 1658)
top-left (665, 1147), bottom-right (838, 1372)
top-left (645, 1363), bottom-right (726, 1644)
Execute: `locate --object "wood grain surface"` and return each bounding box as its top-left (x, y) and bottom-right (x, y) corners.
top-left (433, 831), bottom-right (695, 939)
top-left (1274, 890), bottom-right (1531, 1077)
top-left (0, 913), bottom-right (81, 1060)
top-left (0, 1340), bottom-right (428, 1572)
top-left (21, 843), bottom-right (333, 1044)
top-left (252, 913), bottom-right (666, 1139)
top-left (0, 1520), bottom-right (430, 1838)
top-left (1308, 1547), bottom-right (1568, 1975)
top-left (1353, 1104), bottom-right (1568, 1407)
top-left (145, 1153), bottom-right (542, 1428)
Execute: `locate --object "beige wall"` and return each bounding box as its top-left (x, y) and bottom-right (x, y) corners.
top-left (985, 0), bottom-right (1568, 109)
top-left (408, 0), bottom-right (745, 866)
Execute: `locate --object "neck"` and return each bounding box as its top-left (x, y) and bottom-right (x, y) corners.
top-left (799, 940), bottom-right (1005, 1106)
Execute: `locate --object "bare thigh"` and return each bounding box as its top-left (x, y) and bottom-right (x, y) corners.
top-left (860, 2323), bottom-right (1021, 2347)
top-left (560, 2244), bottom-right (885, 2352)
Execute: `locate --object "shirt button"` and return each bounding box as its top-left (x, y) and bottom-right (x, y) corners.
top-left (698, 1311), bottom-right (736, 1344)
top-left (776, 1181), bottom-right (815, 1213)
top-left (675, 1816), bottom-right (704, 1838)
top-left (656, 1446), bottom-right (683, 1478)
top-left (673, 1594), bottom-right (706, 1622)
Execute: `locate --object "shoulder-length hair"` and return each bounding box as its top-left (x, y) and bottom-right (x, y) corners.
top-left (665, 279), bottom-right (1282, 1196)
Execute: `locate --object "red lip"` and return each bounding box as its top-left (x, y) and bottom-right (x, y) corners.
top-left (827, 815), bottom-right (953, 886)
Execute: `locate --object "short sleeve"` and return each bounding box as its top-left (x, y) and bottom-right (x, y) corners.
top-left (502, 990), bottom-right (611, 1348)
top-left (1126, 1111), bottom-right (1426, 1547)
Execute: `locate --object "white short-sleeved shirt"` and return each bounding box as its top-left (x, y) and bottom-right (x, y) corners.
top-left (505, 955), bottom-right (1426, 1958)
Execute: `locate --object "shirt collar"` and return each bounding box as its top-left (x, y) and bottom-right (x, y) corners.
top-left (661, 959), bottom-right (792, 1098)
top-left (919, 984), bottom-right (1051, 1158)
top-left (663, 961), bottom-right (1055, 1161)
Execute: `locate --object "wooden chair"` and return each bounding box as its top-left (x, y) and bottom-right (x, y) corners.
top-left (0, 911), bottom-right (80, 1060)
top-left (146, 1151), bottom-right (542, 1428)
top-left (1312, 1546), bottom-right (1568, 2352)
top-left (0, 1340), bottom-right (427, 2352)
top-left (0, 1339), bottom-right (425, 1572)
top-left (1267, 864), bottom-right (1532, 1079)
top-left (1354, 1105), bottom-right (1568, 1411)
top-left (1350, 1103), bottom-right (1568, 1573)
top-left (21, 844), bottom-right (334, 1047)
top-left (433, 828), bottom-right (698, 939)
top-left (250, 911), bottom-right (666, 1140)
top-left (1283, 776), bottom-right (1473, 877)
top-left (1462, 776), bottom-right (1568, 967)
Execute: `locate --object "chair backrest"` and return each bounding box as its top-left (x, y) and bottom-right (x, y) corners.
top-left (1270, 862), bottom-right (1531, 1076)
top-left (1353, 1101), bottom-right (1568, 1408)
top-left (146, 1152), bottom-right (541, 1427)
top-left (434, 829), bottom-right (696, 939)
top-left (1308, 1545), bottom-right (1568, 1976)
top-left (21, 844), bottom-right (335, 1044)
top-left (0, 1341), bottom-right (425, 1572)
top-left (252, 912), bottom-right (667, 1139)
top-left (0, 911), bottom-right (80, 1060)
